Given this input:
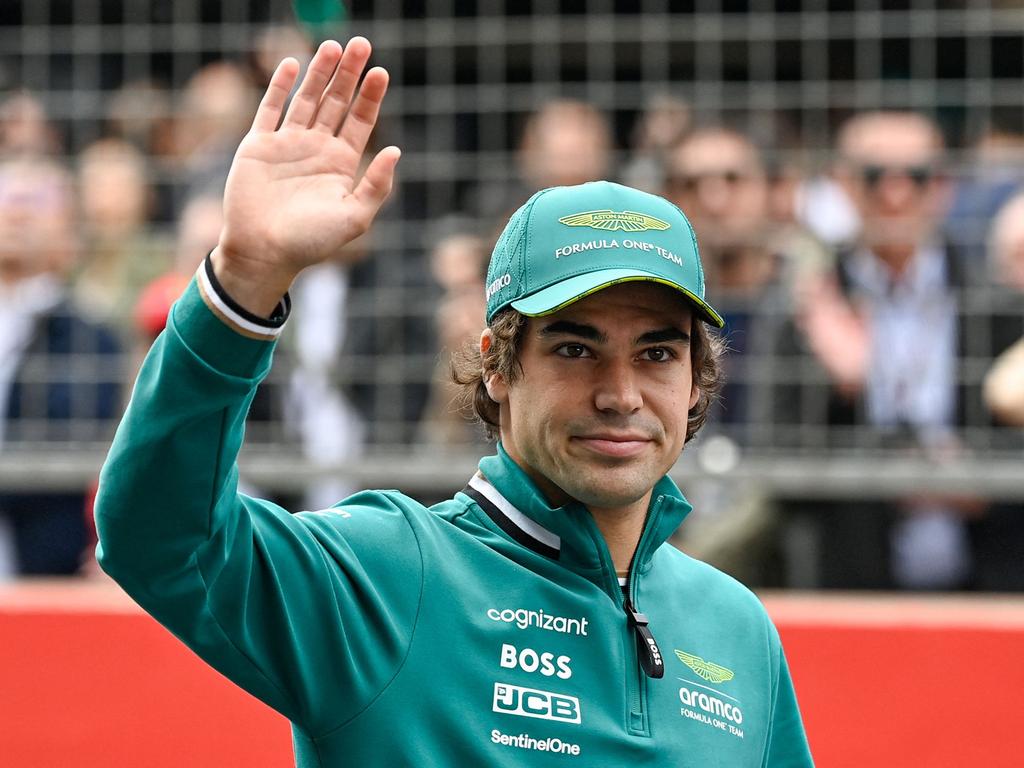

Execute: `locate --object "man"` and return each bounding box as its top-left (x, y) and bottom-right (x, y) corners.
top-left (772, 111), bottom-right (1020, 589)
top-left (664, 126), bottom-right (811, 432)
top-left (96, 38), bottom-right (812, 765)
top-left (0, 154), bottom-right (123, 575)
top-left (660, 127), bottom-right (833, 585)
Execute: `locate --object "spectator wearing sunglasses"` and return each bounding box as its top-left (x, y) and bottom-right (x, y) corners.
top-left (769, 110), bottom-right (1020, 591)
top-left (665, 127), bottom-right (797, 435)
top-left (661, 127), bottom-right (831, 586)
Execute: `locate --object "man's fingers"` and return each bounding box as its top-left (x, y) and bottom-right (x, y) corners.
top-left (251, 57), bottom-right (301, 133)
top-left (338, 67), bottom-right (389, 160)
top-left (282, 40), bottom-right (343, 128)
top-left (312, 37), bottom-right (374, 133)
top-left (352, 146), bottom-right (401, 221)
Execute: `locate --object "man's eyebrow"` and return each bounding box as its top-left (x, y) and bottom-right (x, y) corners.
top-left (637, 327), bottom-right (691, 345)
top-left (538, 320), bottom-right (607, 343)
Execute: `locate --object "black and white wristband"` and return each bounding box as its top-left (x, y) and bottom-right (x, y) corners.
top-left (195, 252), bottom-right (291, 341)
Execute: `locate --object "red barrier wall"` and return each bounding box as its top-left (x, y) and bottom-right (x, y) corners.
top-left (764, 595), bottom-right (1024, 767)
top-left (2, 581), bottom-right (1023, 767)
top-left (0, 581), bottom-right (292, 767)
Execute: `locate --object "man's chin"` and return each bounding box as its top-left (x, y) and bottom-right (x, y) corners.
top-left (554, 464), bottom-right (656, 510)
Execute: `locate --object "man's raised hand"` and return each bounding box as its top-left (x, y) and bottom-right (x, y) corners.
top-left (212, 38), bottom-right (400, 316)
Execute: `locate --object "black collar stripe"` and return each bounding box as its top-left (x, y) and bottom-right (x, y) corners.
top-left (464, 474), bottom-right (561, 560)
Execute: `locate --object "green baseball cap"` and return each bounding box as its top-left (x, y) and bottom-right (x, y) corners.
top-left (484, 180), bottom-right (724, 327)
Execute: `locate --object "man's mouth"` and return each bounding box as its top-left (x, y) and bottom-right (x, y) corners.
top-left (571, 433), bottom-right (652, 458)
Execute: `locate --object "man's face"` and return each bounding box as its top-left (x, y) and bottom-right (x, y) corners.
top-left (485, 282), bottom-right (699, 512)
top-left (665, 132), bottom-right (769, 250)
top-left (837, 114), bottom-right (948, 255)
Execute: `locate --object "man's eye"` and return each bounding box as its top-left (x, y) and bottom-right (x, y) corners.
top-left (556, 343), bottom-right (590, 358)
top-left (642, 347), bottom-right (674, 362)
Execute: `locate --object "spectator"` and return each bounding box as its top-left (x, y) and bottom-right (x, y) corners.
top-left (987, 190), bottom-right (1024, 292)
top-left (976, 191), bottom-right (1024, 391)
top-left (0, 91), bottom-right (61, 155)
top-left (0, 154), bottom-right (123, 577)
top-left (132, 193), bottom-right (224, 346)
top-left (104, 80), bottom-right (176, 160)
top-left (621, 94), bottom-right (692, 193)
top-left (173, 61), bottom-right (257, 211)
top-left (342, 132), bottom-right (434, 447)
top-left (519, 99), bottom-right (613, 189)
top-left (664, 126), bottom-right (826, 434)
top-left (418, 224), bottom-right (490, 447)
top-left (249, 24), bottom-right (315, 87)
top-left (772, 111), bottom-right (983, 590)
top-left (134, 189), bottom-right (284, 440)
top-left (73, 137), bottom-right (169, 325)
top-left (662, 126), bottom-right (821, 585)
top-left (946, 108), bottom-right (1024, 262)
top-left (103, 79), bottom-right (178, 224)
top-left (973, 333), bottom-right (1024, 591)
top-left (474, 99), bottom-right (613, 220)
top-left (966, 192), bottom-right (1024, 591)
top-left (984, 337), bottom-right (1024, 427)
top-left (286, 252), bottom-right (369, 508)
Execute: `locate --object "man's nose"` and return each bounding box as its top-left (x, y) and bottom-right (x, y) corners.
top-left (875, 173), bottom-right (917, 212)
top-left (593, 358), bottom-right (643, 414)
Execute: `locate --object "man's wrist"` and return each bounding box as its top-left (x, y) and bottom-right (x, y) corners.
top-left (209, 244), bottom-right (296, 319)
top-left (198, 251), bottom-right (291, 341)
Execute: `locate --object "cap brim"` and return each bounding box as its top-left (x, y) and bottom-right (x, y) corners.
top-left (510, 268), bottom-right (725, 328)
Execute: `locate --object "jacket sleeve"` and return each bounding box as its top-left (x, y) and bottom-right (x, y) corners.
top-left (94, 275), bottom-right (424, 738)
top-left (762, 626), bottom-right (814, 767)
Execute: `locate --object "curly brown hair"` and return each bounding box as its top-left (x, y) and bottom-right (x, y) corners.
top-left (451, 307), bottom-right (725, 443)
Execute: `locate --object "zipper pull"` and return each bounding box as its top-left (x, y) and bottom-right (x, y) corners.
top-left (624, 597), bottom-right (664, 679)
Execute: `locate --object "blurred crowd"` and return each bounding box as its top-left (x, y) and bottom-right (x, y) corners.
top-left (1, 27), bottom-right (1023, 592)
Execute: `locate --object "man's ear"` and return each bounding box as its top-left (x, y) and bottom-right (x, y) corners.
top-left (481, 329), bottom-right (509, 404)
top-left (688, 384), bottom-right (701, 411)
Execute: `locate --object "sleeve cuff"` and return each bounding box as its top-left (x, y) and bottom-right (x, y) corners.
top-left (195, 252), bottom-right (291, 341)
top-left (167, 255), bottom-right (291, 380)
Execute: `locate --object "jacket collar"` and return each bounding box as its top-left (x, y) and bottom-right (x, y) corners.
top-left (468, 443), bottom-right (692, 578)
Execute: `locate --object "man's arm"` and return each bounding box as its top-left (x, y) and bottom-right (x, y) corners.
top-left (95, 39), bottom-right (421, 737)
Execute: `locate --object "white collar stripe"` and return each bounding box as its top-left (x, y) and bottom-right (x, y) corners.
top-left (467, 474), bottom-right (561, 552)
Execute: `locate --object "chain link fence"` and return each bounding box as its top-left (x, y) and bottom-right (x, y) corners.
top-left (1, 1), bottom-right (1023, 585)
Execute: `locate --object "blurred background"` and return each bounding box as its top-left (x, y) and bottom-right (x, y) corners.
top-left (1, 0), bottom-right (1023, 595)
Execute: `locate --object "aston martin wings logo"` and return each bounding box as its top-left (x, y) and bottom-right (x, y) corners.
top-left (558, 210), bottom-right (671, 232)
top-left (674, 650), bottom-right (735, 683)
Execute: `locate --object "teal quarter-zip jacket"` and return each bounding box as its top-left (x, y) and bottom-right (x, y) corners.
top-left (95, 270), bottom-right (813, 767)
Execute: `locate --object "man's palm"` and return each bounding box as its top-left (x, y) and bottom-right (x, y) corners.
top-left (217, 38), bottom-right (399, 298)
